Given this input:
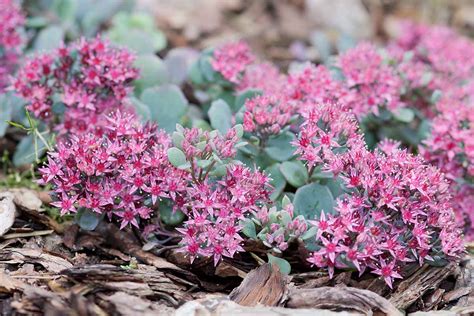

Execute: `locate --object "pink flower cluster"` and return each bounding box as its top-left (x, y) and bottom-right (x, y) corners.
top-left (243, 94), bottom-right (295, 138)
top-left (178, 163), bottom-right (271, 264)
top-left (237, 62), bottom-right (287, 94)
top-left (173, 126), bottom-right (272, 263)
top-left (286, 43), bottom-right (403, 118)
top-left (38, 112), bottom-right (187, 229)
top-left (293, 102), bottom-right (365, 172)
top-left (13, 37), bottom-right (138, 136)
top-left (390, 22), bottom-right (474, 95)
top-left (294, 104), bottom-right (463, 288)
top-left (338, 43), bottom-right (403, 116)
top-left (420, 100), bottom-right (474, 238)
top-left (0, 0), bottom-right (24, 91)
top-left (390, 22), bottom-right (474, 238)
top-left (211, 41), bottom-right (255, 84)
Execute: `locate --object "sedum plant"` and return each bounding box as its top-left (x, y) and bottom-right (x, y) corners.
top-left (28, 15), bottom-right (471, 290)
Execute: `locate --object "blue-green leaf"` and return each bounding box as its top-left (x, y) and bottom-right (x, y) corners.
top-left (34, 26), bottom-right (64, 51)
top-left (267, 254), bottom-right (291, 275)
top-left (13, 135), bottom-right (47, 167)
top-left (208, 99), bottom-right (233, 134)
top-left (141, 85), bottom-right (188, 133)
top-left (280, 161), bottom-right (308, 188)
top-left (77, 209), bottom-right (100, 231)
top-left (293, 183), bottom-right (334, 219)
top-left (265, 132), bottom-right (296, 162)
top-left (167, 147), bottom-right (187, 168)
top-left (265, 164), bottom-right (286, 201)
top-left (133, 55), bottom-right (169, 95)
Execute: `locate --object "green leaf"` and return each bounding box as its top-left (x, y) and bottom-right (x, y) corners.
top-left (160, 201), bottom-right (185, 226)
top-left (34, 25), bottom-right (64, 51)
top-left (77, 209), bottom-right (100, 231)
top-left (267, 254), bottom-right (291, 275)
top-left (133, 55), bottom-right (169, 95)
top-left (282, 195), bottom-right (292, 209)
top-left (164, 48), bottom-right (199, 85)
top-left (0, 94), bottom-right (12, 137)
top-left (293, 183), bottom-right (334, 219)
top-left (393, 108), bottom-right (415, 123)
top-left (13, 135), bottom-right (47, 167)
top-left (167, 147), bottom-right (187, 168)
top-left (234, 89), bottom-right (262, 112)
top-left (130, 97), bottom-right (151, 122)
top-left (265, 164), bottom-right (286, 201)
top-left (264, 132), bottom-right (296, 162)
top-left (242, 220), bottom-right (257, 239)
top-left (53, 0), bottom-right (77, 22)
top-left (107, 12), bottom-right (166, 54)
top-left (280, 161), bottom-right (308, 188)
top-left (141, 85), bottom-right (189, 133)
top-left (208, 99), bottom-right (233, 134)
top-left (301, 226), bottom-right (317, 240)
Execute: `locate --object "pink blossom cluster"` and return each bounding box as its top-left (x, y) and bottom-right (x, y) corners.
top-left (13, 37), bottom-right (138, 136)
top-left (0, 0), bottom-right (24, 91)
top-left (243, 94), bottom-right (295, 138)
top-left (174, 126), bottom-right (272, 264)
top-left (292, 102), bottom-right (365, 172)
top-left (237, 62), bottom-right (288, 94)
top-left (294, 104), bottom-right (463, 287)
top-left (286, 43), bottom-right (403, 118)
top-left (178, 163), bottom-right (271, 264)
top-left (38, 112), bottom-right (188, 229)
top-left (211, 41), bottom-right (255, 84)
top-left (390, 22), bottom-right (474, 238)
top-left (420, 99), bottom-right (474, 238)
top-left (287, 64), bottom-right (347, 107)
top-left (338, 43), bottom-right (404, 116)
top-left (390, 22), bottom-right (474, 95)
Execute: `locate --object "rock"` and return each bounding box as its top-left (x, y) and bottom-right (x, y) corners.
top-left (0, 192), bottom-right (16, 237)
top-left (9, 188), bottom-right (43, 212)
top-left (175, 298), bottom-right (357, 316)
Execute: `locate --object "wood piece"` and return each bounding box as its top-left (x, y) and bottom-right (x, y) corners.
top-left (389, 263), bottom-right (458, 309)
top-left (94, 222), bottom-right (195, 280)
top-left (1, 247), bottom-right (73, 273)
top-left (229, 263), bottom-right (290, 307)
top-left (61, 264), bottom-right (191, 304)
top-left (287, 287), bottom-right (403, 316)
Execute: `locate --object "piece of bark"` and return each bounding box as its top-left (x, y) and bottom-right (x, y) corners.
top-left (176, 297), bottom-right (359, 316)
top-left (389, 263), bottom-right (458, 309)
top-left (94, 222), bottom-right (195, 280)
top-left (103, 292), bottom-right (175, 316)
top-left (287, 287), bottom-right (403, 316)
top-left (229, 263), bottom-right (290, 307)
top-left (423, 288), bottom-right (445, 310)
top-left (1, 247), bottom-right (73, 273)
top-left (61, 263), bottom-right (191, 304)
top-left (453, 256), bottom-right (474, 307)
top-left (0, 192), bottom-right (16, 237)
top-left (442, 287), bottom-right (471, 304)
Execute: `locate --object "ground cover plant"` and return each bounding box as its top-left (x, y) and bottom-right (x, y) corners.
top-left (0, 0), bottom-right (473, 314)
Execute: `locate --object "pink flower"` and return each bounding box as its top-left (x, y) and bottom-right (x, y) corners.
top-left (39, 111), bottom-right (188, 230)
top-left (0, 0), bottom-right (24, 91)
top-left (372, 260), bottom-right (403, 289)
top-left (211, 41), bottom-right (254, 84)
top-left (13, 37), bottom-right (138, 136)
